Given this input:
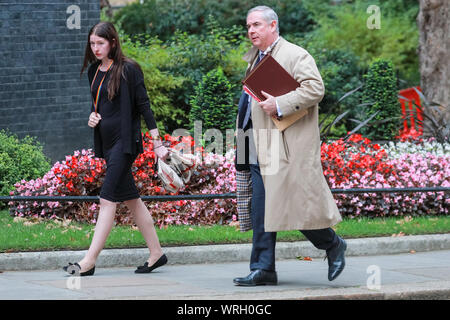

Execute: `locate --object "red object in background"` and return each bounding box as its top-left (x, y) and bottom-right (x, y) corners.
top-left (398, 86), bottom-right (423, 140)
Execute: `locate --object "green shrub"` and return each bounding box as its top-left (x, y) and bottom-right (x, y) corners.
top-left (116, 18), bottom-right (246, 133)
top-left (189, 67), bottom-right (236, 142)
top-left (163, 18), bottom-right (246, 129)
top-left (282, 34), bottom-right (364, 134)
top-left (0, 130), bottom-right (51, 196)
top-left (165, 19), bottom-right (235, 90)
top-left (113, 0), bottom-right (316, 41)
top-left (207, 0), bottom-right (316, 36)
top-left (315, 49), bottom-right (364, 135)
top-left (114, 0), bottom-right (206, 41)
top-left (359, 59), bottom-right (401, 140)
top-left (270, 0), bottom-right (316, 36)
top-left (305, 0), bottom-right (419, 85)
top-left (304, 45), bottom-right (364, 119)
top-left (221, 40), bottom-right (251, 101)
top-left (121, 35), bottom-right (185, 133)
top-left (319, 113), bottom-right (349, 140)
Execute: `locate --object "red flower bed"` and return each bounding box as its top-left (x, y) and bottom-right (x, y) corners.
top-left (321, 134), bottom-right (449, 217)
top-left (321, 134), bottom-right (396, 187)
top-left (9, 133), bottom-right (237, 227)
top-left (9, 133), bottom-right (448, 225)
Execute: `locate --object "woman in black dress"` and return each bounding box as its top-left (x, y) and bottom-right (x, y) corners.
top-left (64, 22), bottom-right (168, 276)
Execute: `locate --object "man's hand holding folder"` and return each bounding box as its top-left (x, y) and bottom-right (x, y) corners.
top-left (242, 55), bottom-right (308, 131)
top-left (259, 90), bottom-right (280, 118)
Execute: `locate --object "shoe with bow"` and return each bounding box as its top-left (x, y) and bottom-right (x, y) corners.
top-left (135, 254), bottom-right (168, 274)
top-left (63, 262), bottom-right (95, 277)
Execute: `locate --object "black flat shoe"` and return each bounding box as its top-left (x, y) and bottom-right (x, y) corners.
top-left (233, 269), bottom-right (278, 286)
top-left (63, 262), bottom-right (95, 277)
top-left (135, 254), bottom-right (168, 274)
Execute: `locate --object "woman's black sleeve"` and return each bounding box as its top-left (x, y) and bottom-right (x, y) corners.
top-left (133, 66), bottom-right (158, 130)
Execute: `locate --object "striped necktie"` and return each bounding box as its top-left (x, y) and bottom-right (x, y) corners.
top-left (242, 52), bottom-right (265, 128)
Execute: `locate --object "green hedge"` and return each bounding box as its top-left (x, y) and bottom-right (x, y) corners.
top-left (121, 23), bottom-right (366, 135)
top-left (121, 35), bottom-right (185, 134)
top-left (111, 0), bottom-right (419, 136)
top-left (360, 59), bottom-right (402, 140)
top-left (161, 18), bottom-right (247, 131)
top-left (189, 67), bottom-right (236, 139)
top-left (306, 0), bottom-right (419, 85)
top-left (0, 130), bottom-right (51, 196)
top-left (113, 0), bottom-right (316, 41)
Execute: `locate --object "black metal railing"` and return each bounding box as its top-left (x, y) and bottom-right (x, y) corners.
top-left (0, 187), bottom-right (448, 203)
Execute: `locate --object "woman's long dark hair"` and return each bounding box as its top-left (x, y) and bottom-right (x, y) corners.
top-left (81, 22), bottom-right (141, 101)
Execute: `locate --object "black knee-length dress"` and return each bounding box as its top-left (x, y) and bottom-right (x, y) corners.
top-left (90, 64), bottom-right (157, 203)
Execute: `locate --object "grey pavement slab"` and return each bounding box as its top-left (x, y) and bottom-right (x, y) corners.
top-left (1, 249), bottom-right (450, 300)
top-left (2, 234), bottom-right (450, 271)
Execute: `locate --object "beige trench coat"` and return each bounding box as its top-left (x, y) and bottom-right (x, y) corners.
top-left (241, 37), bottom-right (342, 232)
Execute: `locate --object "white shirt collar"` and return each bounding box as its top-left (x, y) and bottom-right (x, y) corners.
top-left (261, 36), bottom-right (280, 56)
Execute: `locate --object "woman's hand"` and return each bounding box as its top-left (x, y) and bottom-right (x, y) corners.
top-left (88, 112), bottom-right (102, 128)
top-left (154, 143), bottom-right (169, 161)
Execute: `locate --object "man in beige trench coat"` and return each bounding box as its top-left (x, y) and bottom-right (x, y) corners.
top-left (234, 6), bottom-right (347, 286)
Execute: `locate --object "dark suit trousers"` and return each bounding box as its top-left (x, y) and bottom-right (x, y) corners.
top-left (249, 164), bottom-right (340, 272)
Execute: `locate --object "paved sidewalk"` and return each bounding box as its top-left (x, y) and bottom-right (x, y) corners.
top-left (1, 249), bottom-right (450, 300)
top-left (2, 234), bottom-right (450, 271)
top-left (1, 234), bottom-right (450, 300)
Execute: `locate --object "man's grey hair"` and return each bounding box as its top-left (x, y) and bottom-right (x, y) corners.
top-left (247, 6), bottom-right (279, 33)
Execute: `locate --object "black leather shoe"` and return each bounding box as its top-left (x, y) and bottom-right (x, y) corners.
top-left (135, 254), bottom-right (168, 273)
top-left (326, 238), bottom-right (347, 281)
top-left (63, 262), bottom-right (95, 277)
top-left (233, 269), bottom-right (278, 286)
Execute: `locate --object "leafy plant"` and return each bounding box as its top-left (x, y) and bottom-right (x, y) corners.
top-left (9, 134), bottom-right (238, 227)
top-left (384, 139), bottom-right (450, 159)
top-left (121, 34), bottom-right (185, 133)
top-left (113, 0), bottom-right (316, 41)
top-left (408, 88), bottom-right (450, 144)
top-left (281, 39), bottom-right (365, 138)
top-left (0, 130), bottom-right (51, 197)
top-left (305, 0), bottom-right (419, 85)
top-left (319, 85), bottom-right (378, 144)
top-left (189, 67), bottom-right (236, 142)
top-left (313, 48), bottom-right (364, 116)
top-left (322, 134), bottom-right (449, 217)
top-left (9, 134), bottom-right (449, 225)
top-left (163, 17), bottom-right (245, 129)
top-left (359, 59), bottom-right (402, 140)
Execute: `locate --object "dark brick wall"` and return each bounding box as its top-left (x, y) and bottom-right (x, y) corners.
top-left (0, 1), bottom-right (100, 163)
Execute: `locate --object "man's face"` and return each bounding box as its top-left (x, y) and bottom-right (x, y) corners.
top-left (246, 11), bottom-right (277, 51)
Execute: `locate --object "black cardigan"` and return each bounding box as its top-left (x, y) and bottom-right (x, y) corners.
top-left (87, 61), bottom-right (157, 158)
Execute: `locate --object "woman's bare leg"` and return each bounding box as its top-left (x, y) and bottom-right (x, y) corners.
top-left (125, 198), bottom-right (163, 265)
top-left (78, 198), bottom-right (117, 271)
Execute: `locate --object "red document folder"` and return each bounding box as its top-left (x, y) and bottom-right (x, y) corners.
top-left (242, 55), bottom-right (308, 131)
